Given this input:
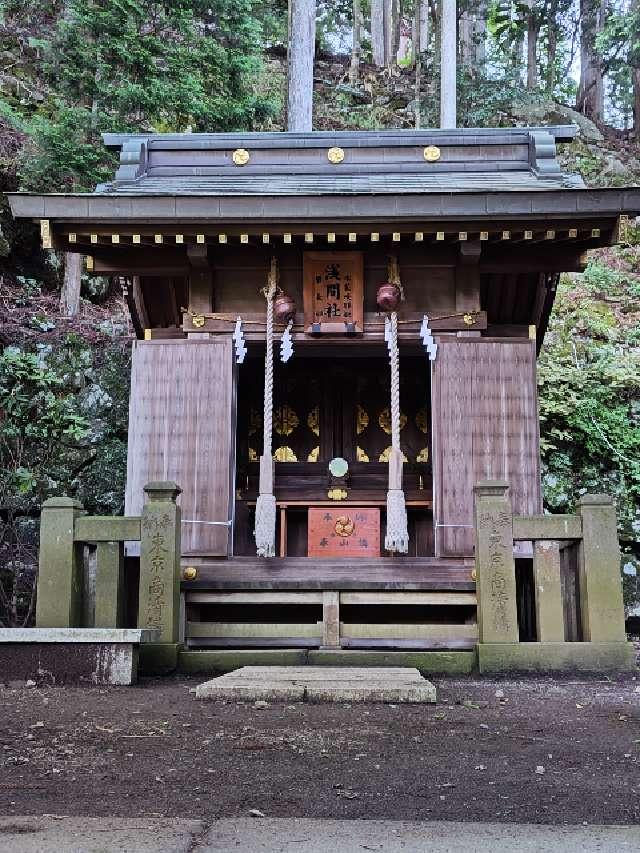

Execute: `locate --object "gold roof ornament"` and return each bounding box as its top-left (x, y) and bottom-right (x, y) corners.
top-left (423, 145), bottom-right (441, 162)
top-left (327, 146), bottom-right (345, 164)
top-left (232, 148), bottom-right (250, 166)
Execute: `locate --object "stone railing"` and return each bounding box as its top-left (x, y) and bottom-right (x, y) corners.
top-left (37, 481), bottom-right (181, 672)
top-left (473, 481), bottom-right (635, 673)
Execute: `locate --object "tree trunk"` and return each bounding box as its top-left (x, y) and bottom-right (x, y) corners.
top-left (349, 0), bottom-right (361, 83)
top-left (632, 0), bottom-right (640, 138)
top-left (526, 3), bottom-right (538, 90)
top-left (460, 0), bottom-right (487, 73)
top-left (371, 0), bottom-right (385, 66)
top-left (440, 0), bottom-right (457, 128)
top-left (419, 0), bottom-right (429, 52)
top-left (287, 0), bottom-right (316, 132)
top-left (415, 1), bottom-right (422, 127)
top-left (60, 252), bottom-right (82, 318)
top-left (546, 0), bottom-right (559, 92)
top-left (383, 0), bottom-right (394, 68)
top-left (576, 0), bottom-right (605, 124)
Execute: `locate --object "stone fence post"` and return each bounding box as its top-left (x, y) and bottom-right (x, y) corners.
top-left (37, 497), bottom-right (85, 628)
top-left (473, 481), bottom-right (519, 644)
top-left (577, 494), bottom-right (627, 643)
top-left (138, 481), bottom-right (181, 673)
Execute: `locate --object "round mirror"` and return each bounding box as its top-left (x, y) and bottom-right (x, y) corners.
top-left (328, 457), bottom-right (349, 478)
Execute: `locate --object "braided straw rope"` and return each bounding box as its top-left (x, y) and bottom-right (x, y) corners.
top-left (385, 309), bottom-right (409, 553)
top-left (254, 258), bottom-right (277, 557)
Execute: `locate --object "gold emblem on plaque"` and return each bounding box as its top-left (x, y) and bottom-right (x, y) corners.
top-left (327, 146), bottom-right (345, 164)
top-left (191, 313), bottom-right (205, 328)
top-left (307, 406), bottom-right (320, 436)
top-left (232, 148), bottom-right (250, 166)
top-left (356, 405), bottom-right (369, 435)
top-left (274, 405), bottom-right (299, 436)
top-left (274, 446), bottom-right (297, 462)
top-left (335, 516), bottom-right (355, 537)
top-left (379, 407), bottom-right (407, 435)
top-left (423, 145), bottom-right (441, 162)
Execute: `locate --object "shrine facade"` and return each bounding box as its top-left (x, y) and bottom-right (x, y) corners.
top-left (9, 127), bottom-right (639, 673)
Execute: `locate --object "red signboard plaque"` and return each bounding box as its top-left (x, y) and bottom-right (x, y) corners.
top-left (308, 508), bottom-right (380, 558)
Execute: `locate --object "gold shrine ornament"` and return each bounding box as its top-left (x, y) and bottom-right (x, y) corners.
top-left (232, 148), bottom-right (250, 166)
top-left (191, 313), bottom-right (205, 328)
top-left (423, 145), bottom-right (441, 162)
top-left (327, 146), bottom-right (345, 164)
top-left (183, 566), bottom-right (198, 581)
top-left (328, 487), bottom-right (348, 501)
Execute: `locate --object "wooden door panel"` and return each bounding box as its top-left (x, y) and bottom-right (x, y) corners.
top-left (125, 339), bottom-right (234, 556)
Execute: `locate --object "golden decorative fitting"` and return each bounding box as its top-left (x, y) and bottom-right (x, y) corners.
top-left (274, 404), bottom-right (299, 436)
top-left (68, 233), bottom-right (77, 243)
top-left (415, 232), bottom-right (424, 241)
top-left (392, 232), bottom-right (401, 242)
top-left (305, 232), bottom-right (314, 243)
top-left (144, 328), bottom-right (151, 340)
top-left (371, 232), bottom-right (380, 242)
top-left (307, 406), bottom-right (320, 436)
top-left (502, 231), bottom-right (511, 240)
top-left (284, 233), bottom-right (292, 244)
top-left (112, 234), bottom-right (120, 244)
top-left (458, 231), bottom-right (468, 241)
top-left (529, 324), bottom-right (537, 340)
top-left (197, 234), bottom-right (205, 244)
top-left (218, 234), bottom-right (227, 244)
top-left (348, 232), bottom-right (357, 242)
top-left (569, 228), bottom-right (577, 238)
top-left (524, 230), bottom-right (533, 240)
top-left (591, 228), bottom-right (600, 238)
top-left (436, 232), bottom-right (445, 241)
top-left (274, 446), bottom-right (297, 462)
top-left (191, 313), bottom-right (206, 328)
top-left (415, 407), bottom-right (428, 434)
top-left (480, 231), bottom-right (488, 241)
top-left (471, 568), bottom-right (477, 581)
top-left (248, 447), bottom-right (258, 461)
top-left (176, 234), bottom-right (184, 244)
top-left (546, 230), bottom-right (555, 240)
top-left (40, 219), bottom-right (51, 249)
top-left (463, 312), bottom-right (476, 326)
top-left (307, 446), bottom-right (320, 462)
top-left (183, 566), bottom-right (198, 581)
top-left (327, 146), bottom-right (345, 164)
top-left (232, 148), bottom-right (250, 166)
top-left (262, 233), bottom-right (270, 243)
top-left (335, 515), bottom-right (355, 537)
top-left (86, 256), bottom-right (94, 271)
top-left (327, 232), bottom-right (336, 243)
top-left (356, 405), bottom-right (369, 435)
top-left (133, 234), bottom-right (141, 244)
top-left (423, 145), bottom-right (441, 162)
top-left (154, 234), bottom-right (163, 244)
top-left (241, 234), bottom-right (249, 244)
top-left (379, 446), bottom-right (408, 463)
top-left (91, 234), bottom-right (98, 244)
top-left (416, 447), bottom-right (430, 463)
top-left (327, 487), bottom-right (348, 501)
top-left (356, 446), bottom-right (369, 462)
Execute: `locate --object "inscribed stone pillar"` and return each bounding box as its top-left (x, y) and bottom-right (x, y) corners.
top-left (37, 497), bottom-right (85, 628)
top-left (577, 494), bottom-right (626, 642)
top-left (139, 482), bottom-right (182, 644)
top-left (533, 540), bottom-right (564, 642)
top-left (474, 481), bottom-right (519, 643)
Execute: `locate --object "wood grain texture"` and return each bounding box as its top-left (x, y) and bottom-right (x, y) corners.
top-left (433, 339), bottom-right (541, 557)
top-left (125, 339), bottom-right (234, 556)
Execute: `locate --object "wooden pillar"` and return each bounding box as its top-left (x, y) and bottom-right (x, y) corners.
top-left (139, 481), bottom-right (182, 644)
top-left (533, 540), bottom-right (564, 642)
top-left (440, 0), bottom-right (457, 128)
top-left (187, 245), bottom-right (213, 317)
top-left (37, 497), bottom-right (85, 628)
top-left (455, 241), bottom-right (481, 315)
top-left (94, 541), bottom-right (125, 628)
top-left (577, 494), bottom-right (627, 642)
top-left (473, 480), bottom-right (519, 643)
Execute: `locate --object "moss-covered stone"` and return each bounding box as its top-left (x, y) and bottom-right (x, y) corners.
top-left (478, 642), bottom-right (636, 673)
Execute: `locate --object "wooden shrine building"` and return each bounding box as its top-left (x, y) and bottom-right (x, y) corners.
top-left (9, 127), bottom-right (640, 673)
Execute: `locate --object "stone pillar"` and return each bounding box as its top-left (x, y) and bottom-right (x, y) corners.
top-left (533, 540), bottom-right (564, 642)
top-left (322, 591), bottom-right (340, 649)
top-left (94, 541), bottom-right (124, 628)
top-left (474, 481), bottom-right (519, 643)
top-left (138, 482), bottom-right (182, 645)
top-left (37, 497), bottom-right (85, 628)
top-left (577, 494), bottom-right (626, 642)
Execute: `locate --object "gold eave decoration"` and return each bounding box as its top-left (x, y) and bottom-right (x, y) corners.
top-left (191, 313), bottom-right (205, 328)
top-left (327, 146), bottom-right (345, 164)
top-left (232, 148), bottom-right (250, 166)
top-left (423, 145), bottom-right (441, 162)
top-left (328, 487), bottom-right (348, 501)
top-left (274, 446), bottom-right (297, 462)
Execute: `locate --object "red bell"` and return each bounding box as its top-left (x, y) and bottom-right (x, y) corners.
top-left (376, 282), bottom-right (401, 312)
top-left (274, 293), bottom-right (296, 324)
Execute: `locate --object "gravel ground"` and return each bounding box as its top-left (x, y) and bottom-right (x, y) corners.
top-left (1, 674), bottom-right (639, 824)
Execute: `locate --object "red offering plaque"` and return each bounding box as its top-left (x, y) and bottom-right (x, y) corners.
top-left (308, 508), bottom-right (380, 558)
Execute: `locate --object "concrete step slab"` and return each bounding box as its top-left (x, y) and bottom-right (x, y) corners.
top-left (195, 666), bottom-right (436, 703)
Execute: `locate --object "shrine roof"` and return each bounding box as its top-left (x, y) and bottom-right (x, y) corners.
top-left (8, 127), bottom-right (640, 222)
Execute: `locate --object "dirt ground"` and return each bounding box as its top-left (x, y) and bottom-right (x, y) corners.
top-left (1, 675), bottom-right (639, 825)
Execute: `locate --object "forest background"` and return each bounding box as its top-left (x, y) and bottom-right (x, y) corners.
top-left (0, 0), bottom-right (638, 627)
